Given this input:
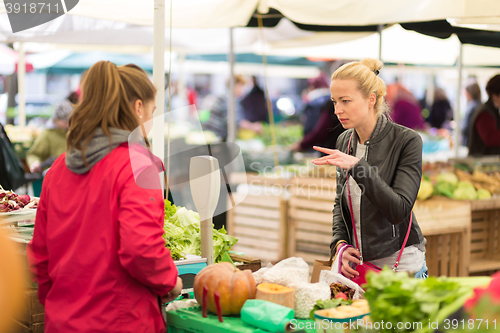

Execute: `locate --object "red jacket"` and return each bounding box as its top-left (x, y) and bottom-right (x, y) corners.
top-left (27, 143), bottom-right (178, 333)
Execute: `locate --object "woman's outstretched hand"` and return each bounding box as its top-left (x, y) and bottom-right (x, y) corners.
top-left (312, 146), bottom-right (359, 170)
top-left (341, 247), bottom-right (361, 279)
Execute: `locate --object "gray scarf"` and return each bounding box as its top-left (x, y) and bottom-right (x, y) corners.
top-left (66, 128), bottom-right (130, 174)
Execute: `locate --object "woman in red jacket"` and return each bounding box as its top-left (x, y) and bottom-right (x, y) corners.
top-left (27, 61), bottom-right (182, 333)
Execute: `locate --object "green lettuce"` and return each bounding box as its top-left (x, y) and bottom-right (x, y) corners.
top-left (363, 267), bottom-right (484, 333)
top-left (163, 200), bottom-right (238, 262)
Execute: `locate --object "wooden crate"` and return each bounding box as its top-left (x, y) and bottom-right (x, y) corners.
top-left (229, 253), bottom-right (262, 272)
top-left (414, 198), bottom-right (471, 277)
top-left (12, 320), bottom-right (44, 333)
top-left (227, 192), bottom-right (288, 264)
top-left (17, 289), bottom-right (44, 327)
top-left (469, 199), bottom-right (500, 274)
top-left (288, 177), bottom-right (337, 266)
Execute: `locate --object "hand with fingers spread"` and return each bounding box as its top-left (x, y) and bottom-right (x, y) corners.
top-left (341, 247), bottom-right (361, 279)
top-left (311, 146), bottom-right (359, 170)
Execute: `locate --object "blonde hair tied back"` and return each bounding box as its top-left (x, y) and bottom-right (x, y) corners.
top-left (331, 58), bottom-right (389, 118)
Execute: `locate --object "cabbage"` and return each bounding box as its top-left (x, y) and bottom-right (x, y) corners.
top-left (477, 189), bottom-right (492, 200)
top-left (436, 172), bottom-right (459, 186)
top-left (163, 200), bottom-right (238, 262)
top-left (417, 180), bottom-right (434, 200)
top-left (457, 181), bottom-right (476, 191)
top-left (434, 181), bottom-right (456, 198)
top-left (453, 187), bottom-right (477, 201)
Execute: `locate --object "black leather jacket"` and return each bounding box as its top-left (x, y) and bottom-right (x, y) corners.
top-left (331, 119), bottom-right (425, 261)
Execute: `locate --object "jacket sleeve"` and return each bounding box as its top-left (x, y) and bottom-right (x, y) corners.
top-left (476, 112), bottom-right (500, 146)
top-left (117, 169), bottom-right (178, 297)
top-left (350, 133), bottom-right (422, 225)
top-left (26, 179), bottom-right (52, 306)
top-left (26, 131), bottom-right (50, 167)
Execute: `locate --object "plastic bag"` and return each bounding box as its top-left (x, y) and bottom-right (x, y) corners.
top-left (261, 257), bottom-right (309, 288)
top-left (290, 281), bottom-right (331, 318)
top-left (319, 270), bottom-right (365, 300)
top-left (241, 300), bottom-right (294, 333)
top-left (253, 262), bottom-right (273, 284)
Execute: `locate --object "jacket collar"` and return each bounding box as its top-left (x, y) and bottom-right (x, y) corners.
top-left (350, 114), bottom-right (391, 150)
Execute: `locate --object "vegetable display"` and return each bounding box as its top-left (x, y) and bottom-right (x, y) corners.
top-left (418, 164), bottom-right (499, 201)
top-left (193, 262), bottom-right (256, 315)
top-left (260, 124), bottom-right (303, 147)
top-left (330, 282), bottom-right (356, 301)
top-left (255, 283), bottom-right (295, 309)
top-left (163, 200), bottom-right (237, 263)
top-left (0, 186), bottom-right (38, 212)
top-left (363, 267), bottom-right (486, 333)
top-left (309, 298), bottom-right (353, 320)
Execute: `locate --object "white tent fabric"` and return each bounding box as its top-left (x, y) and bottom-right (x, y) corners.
top-left (265, 24), bottom-right (462, 66)
top-left (0, 14), bottom-right (373, 54)
top-left (2, 0), bottom-right (500, 28)
top-left (0, 44), bottom-right (16, 74)
top-left (258, 0), bottom-right (500, 26)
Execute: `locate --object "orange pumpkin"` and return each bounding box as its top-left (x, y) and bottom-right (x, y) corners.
top-left (193, 262), bottom-right (256, 315)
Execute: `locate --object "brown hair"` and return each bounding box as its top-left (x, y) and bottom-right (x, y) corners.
top-left (465, 82), bottom-right (481, 101)
top-left (331, 58), bottom-right (389, 118)
top-left (67, 61), bottom-right (156, 163)
top-left (485, 75), bottom-right (500, 98)
top-left (226, 75), bottom-right (246, 88)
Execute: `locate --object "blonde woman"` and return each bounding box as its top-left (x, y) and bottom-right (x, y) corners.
top-left (312, 59), bottom-right (427, 279)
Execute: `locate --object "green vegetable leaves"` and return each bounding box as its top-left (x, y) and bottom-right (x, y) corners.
top-left (363, 268), bottom-right (473, 333)
top-left (309, 298), bottom-right (352, 320)
top-left (163, 200), bottom-right (238, 262)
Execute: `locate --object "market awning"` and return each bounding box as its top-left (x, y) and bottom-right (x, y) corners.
top-left (0, 44), bottom-right (33, 75)
top-left (37, 0), bottom-right (500, 28)
top-left (401, 19), bottom-right (500, 48)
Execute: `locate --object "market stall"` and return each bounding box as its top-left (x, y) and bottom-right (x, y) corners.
top-left (226, 156), bottom-right (500, 278)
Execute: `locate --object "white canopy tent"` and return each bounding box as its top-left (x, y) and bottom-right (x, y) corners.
top-left (3, 0), bottom-right (500, 153)
top-left (0, 13), bottom-right (374, 54)
top-left (0, 0), bottom-right (497, 28)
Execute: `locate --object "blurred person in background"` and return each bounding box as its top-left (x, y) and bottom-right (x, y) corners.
top-left (291, 97), bottom-right (345, 153)
top-left (203, 75), bottom-right (262, 141)
top-left (27, 93), bottom-right (76, 173)
top-left (240, 76), bottom-right (268, 123)
top-left (301, 74), bottom-right (331, 137)
top-left (386, 82), bottom-right (426, 131)
top-left (426, 88), bottom-right (453, 129)
top-left (461, 82), bottom-right (482, 146)
top-left (468, 74), bottom-right (500, 156)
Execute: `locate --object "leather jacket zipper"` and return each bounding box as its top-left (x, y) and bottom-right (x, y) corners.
top-left (392, 225), bottom-right (396, 238)
top-left (339, 179), bottom-right (352, 245)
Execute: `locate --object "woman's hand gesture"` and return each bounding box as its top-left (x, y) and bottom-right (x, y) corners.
top-left (312, 146), bottom-right (359, 170)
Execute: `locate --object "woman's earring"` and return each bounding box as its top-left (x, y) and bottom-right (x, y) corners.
top-left (139, 116), bottom-right (143, 119)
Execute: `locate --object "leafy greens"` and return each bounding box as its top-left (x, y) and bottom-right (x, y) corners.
top-left (163, 200), bottom-right (238, 263)
top-left (363, 267), bottom-right (476, 333)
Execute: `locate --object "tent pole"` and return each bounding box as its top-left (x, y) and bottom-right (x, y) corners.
top-left (454, 43), bottom-right (463, 157)
top-left (378, 24), bottom-right (383, 61)
top-left (227, 27), bottom-right (236, 143)
top-left (153, 0), bottom-right (166, 190)
top-left (17, 42), bottom-right (26, 127)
